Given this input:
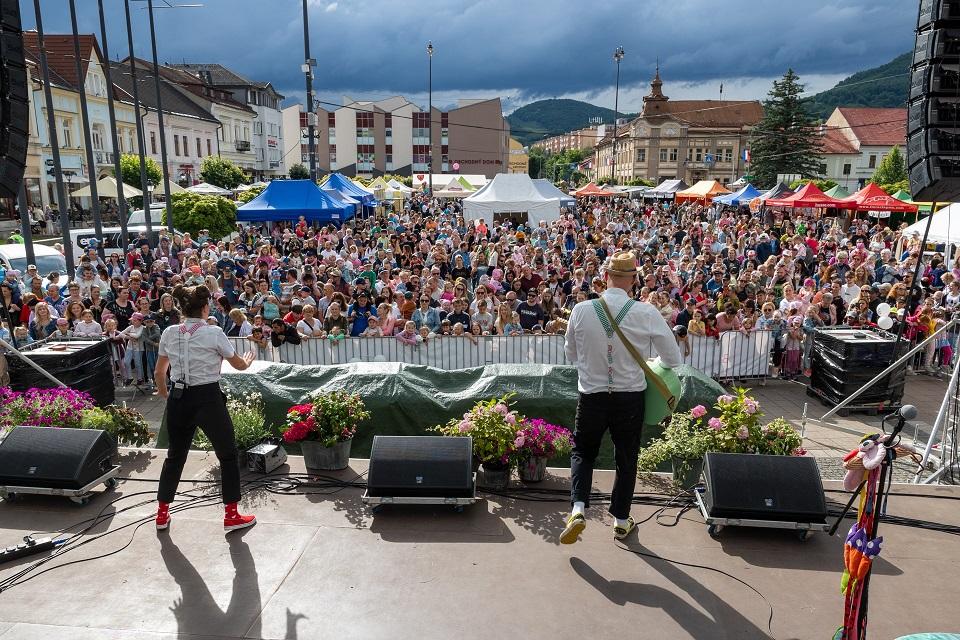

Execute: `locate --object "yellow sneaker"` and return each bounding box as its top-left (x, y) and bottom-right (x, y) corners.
top-left (613, 516), bottom-right (636, 540)
top-left (560, 513), bottom-right (586, 545)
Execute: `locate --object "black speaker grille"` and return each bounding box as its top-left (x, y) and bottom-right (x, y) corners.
top-left (0, 426), bottom-right (116, 490)
top-left (702, 453), bottom-right (827, 523)
top-left (0, 0), bottom-right (27, 200)
top-left (367, 436), bottom-right (473, 498)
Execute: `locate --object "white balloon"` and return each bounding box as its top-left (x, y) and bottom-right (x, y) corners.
top-left (876, 303), bottom-right (891, 317)
top-left (877, 316), bottom-right (894, 330)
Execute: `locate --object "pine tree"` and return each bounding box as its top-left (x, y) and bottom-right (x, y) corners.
top-left (748, 69), bottom-right (823, 189)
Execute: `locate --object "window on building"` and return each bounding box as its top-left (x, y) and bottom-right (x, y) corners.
top-left (669, 148), bottom-right (678, 162)
top-left (174, 135), bottom-right (180, 156)
top-left (234, 124), bottom-right (240, 141)
top-left (150, 131), bottom-right (157, 155)
top-left (243, 126), bottom-right (249, 141)
top-left (92, 127), bottom-right (103, 151)
top-left (386, 153), bottom-right (393, 165)
top-left (659, 148), bottom-right (668, 162)
top-left (686, 148), bottom-right (693, 162)
top-left (819, 163), bottom-right (828, 175)
top-left (254, 121), bottom-right (262, 135)
top-left (182, 135), bottom-right (189, 157)
top-left (843, 163), bottom-right (852, 176)
top-left (329, 149), bottom-right (337, 165)
top-left (196, 137), bottom-right (202, 157)
top-left (695, 148), bottom-right (702, 162)
top-left (126, 129), bottom-right (134, 154)
top-left (61, 119), bottom-right (72, 147)
top-left (868, 155), bottom-right (877, 169)
top-left (724, 148), bottom-right (733, 163)
top-left (206, 139), bottom-right (212, 156)
top-left (635, 148), bottom-right (646, 163)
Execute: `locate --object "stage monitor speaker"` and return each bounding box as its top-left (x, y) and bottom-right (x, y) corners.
top-left (0, 426), bottom-right (117, 490)
top-left (0, 0), bottom-right (28, 200)
top-left (366, 435), bottom-right (474, 498)
top-left (701, 452), bottom-right (827, 524)
top-left (909, 0), bottom-right (960, 202)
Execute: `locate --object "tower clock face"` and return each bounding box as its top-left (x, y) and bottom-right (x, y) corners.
top-left (665, 127), bottom-right (677, 137)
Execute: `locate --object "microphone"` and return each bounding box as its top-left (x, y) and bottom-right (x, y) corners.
top-left (898, 405), bottom-right (918, 421)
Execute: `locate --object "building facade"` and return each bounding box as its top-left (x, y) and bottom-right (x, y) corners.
top-left (531, 126), bottom-right (603, 155)
top-left (820, 107), bottom-right (907, 189)
top-left (508, 138), bottom-right (529, 174)
top-left (593, 70), bottom-right (762, 185)
top-left (289, 96), bottom-right (510, 180)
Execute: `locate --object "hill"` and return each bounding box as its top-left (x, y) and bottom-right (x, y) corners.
top-left (803, 52), bottom-right (911, 120)
top-left (507, 99), bottom-right (634, 146)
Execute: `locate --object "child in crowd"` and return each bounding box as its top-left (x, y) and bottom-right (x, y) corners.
top-left (361, 315), bottom-right (383, 337)
top-left (396, 320), bottom-right (419, 345)
top-left (13, 325), bottom-right (31, 346)
top-left (418, 325), bottom-right (434, 343)
top-left (121, 312), bottom-right (146, 386)
top-left (673, 324), bottom-right (690, 358)
top-left (72, 309), bottom-right (102, 338)
top-left (783, 317), bottom-right (804, 379)
top-left (142, 314), bottom-right (162, 389)
top-left (687, 309), bottom-right (705, 337)
top-left (247, 326), bottom-right (268, 350)
top-left (503, 312), bottom-right (523, 337)
top-left (53, 318), bottom-right (72, 338)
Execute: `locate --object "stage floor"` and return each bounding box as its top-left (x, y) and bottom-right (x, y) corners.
top-left (0, 449), bottom-right (958, 639)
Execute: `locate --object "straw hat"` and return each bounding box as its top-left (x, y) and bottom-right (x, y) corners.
top-left (605, 252), bottom-right (639, 276)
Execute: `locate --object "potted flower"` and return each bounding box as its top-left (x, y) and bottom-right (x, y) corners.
top-left (281, 390), bottom-right (370, 470)
top-left (0, 386), bottom-right (94, 431)
top-left (512, 418), bottom-right (572, 482)
top-left (81, 404), bottom-right (151, 447)
top-left (433, 394), bottom-right (521, 489)
top-left (638, 404), bottom-right (714, 488)
top-left (193, 392), bottom-right (269, 464)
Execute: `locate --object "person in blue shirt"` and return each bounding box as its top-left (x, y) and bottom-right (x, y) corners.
top-left (347, 291), bottom-right (377, 337)
top-left (412, 295), bottom-right (441, 333)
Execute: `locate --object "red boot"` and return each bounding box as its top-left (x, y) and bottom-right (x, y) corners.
top-left (224, 502), bottom-right (256, 533)
top-left (156, 502), bottom-right (171, 531)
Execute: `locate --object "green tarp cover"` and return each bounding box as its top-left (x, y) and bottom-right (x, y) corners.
top-left (157, 363), bottom-right (725, 469)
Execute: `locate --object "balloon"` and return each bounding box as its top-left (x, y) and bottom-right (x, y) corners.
top-left (877, 316), bottom-right (894, 330)
top-left (876, 303), bottom-right (891, 317)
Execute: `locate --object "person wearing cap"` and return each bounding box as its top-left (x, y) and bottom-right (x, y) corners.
top-left (347, 290), bottom-right (377, 337)
top-left (561, 252), bottom-right (682, 545)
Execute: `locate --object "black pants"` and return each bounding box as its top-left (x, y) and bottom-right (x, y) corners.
top-left (570, 391), bottom-right (645, 520)
top-left (157, 382), bottom-right (241, 504)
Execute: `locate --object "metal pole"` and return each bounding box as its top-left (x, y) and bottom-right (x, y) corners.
top-left (68, 0), bottom-right (104, 262)
top-left (17, 181), bottom-right (35, 266)
top-left (428, 41), bottom-right (433, 196)
top-left (99, 0), bottom-right (129, 250)
top-left (820, 318), bottom-right (957, 421)
top-left (146, 0), bottom-right (174, 234)
top-left (32, 0), bottom-right (74, 271)
top-left (890, 201), bottom-right (940, 360)
top-left (914, 353), bottom-right (960, 482)
top-left (124, 0), bottom-right (153, 243)
top-left (612, 49), bottom-right (622, 184)
top-left (302, 0), bottom-right (316, 182)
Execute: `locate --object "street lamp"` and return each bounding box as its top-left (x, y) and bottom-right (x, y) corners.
top-left (302, 0), bottom-right (317, 182)
top-left (427, 41), bottom-right (433, 196)
top-left (611, 46), bottom-right (625, 185)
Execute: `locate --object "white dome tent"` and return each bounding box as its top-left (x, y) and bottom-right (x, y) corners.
top-left (462, 174), bottom-right (562, 227)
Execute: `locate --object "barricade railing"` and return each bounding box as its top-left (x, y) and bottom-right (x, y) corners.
top-left (225, 330), bottom-right (777, 381)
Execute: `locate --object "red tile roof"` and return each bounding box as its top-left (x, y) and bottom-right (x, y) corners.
top-left (837, 107), bottom-right (906, 147)
top-left (661, 100), bottom-right (763, 128)
top-left (22, 32), bottom-right (101, 93)
top-left (820, 127), bottom-right (858, 155)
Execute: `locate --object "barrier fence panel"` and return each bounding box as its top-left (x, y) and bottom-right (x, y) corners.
top-left (241, 330), bottom-right (776, 381)
top-left (227, 337), bottom-right (279, 363)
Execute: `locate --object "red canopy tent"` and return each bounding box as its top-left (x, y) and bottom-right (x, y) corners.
top-left (840, 183), bottom-right (919, 213)
top-left (765, 182), bottom-right (845, 208)
top-left (574, 182), bottom-right (615, 197)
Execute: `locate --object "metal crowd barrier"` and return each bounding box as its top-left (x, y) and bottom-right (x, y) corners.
top-left (226, 330), bottom-right (777, 381)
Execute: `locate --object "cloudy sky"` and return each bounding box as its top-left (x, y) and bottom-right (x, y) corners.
top-left (22, 0), bottom-right (916, 113)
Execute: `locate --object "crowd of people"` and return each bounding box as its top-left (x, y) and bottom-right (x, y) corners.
top-left (1, 188), bottom-right (956, 388)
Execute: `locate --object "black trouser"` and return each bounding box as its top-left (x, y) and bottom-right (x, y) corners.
top-left (570, 391), bottom-right (645, 520)
top-left (157, 382), bottom-right (241, 504)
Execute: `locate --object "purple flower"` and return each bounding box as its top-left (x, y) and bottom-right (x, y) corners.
top-left (736, 426), bottom-right (749, 440)
top-left (744, 399), bottom-right (758, 415)
top-left (718, 394), bottom-right (734, 406)
top-left (690, 405), bottom-right (707, 419)
top-left (708, 417), bottom-right (723, 431)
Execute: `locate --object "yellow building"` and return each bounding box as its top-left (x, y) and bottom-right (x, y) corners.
top-left (508, 138), bottom-right (528, 174)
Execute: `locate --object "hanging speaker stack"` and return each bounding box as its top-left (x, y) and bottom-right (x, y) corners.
top-left (0, 0), bottom-right (28, 200)
top-left (907, 0), bottom-right (960, 202)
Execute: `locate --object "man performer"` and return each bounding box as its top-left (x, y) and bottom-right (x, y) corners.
top-left (561, 252), bottom-right (682, 544)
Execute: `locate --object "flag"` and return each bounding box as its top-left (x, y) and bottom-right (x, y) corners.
top-left (743, 149), bottom-right (751, 163)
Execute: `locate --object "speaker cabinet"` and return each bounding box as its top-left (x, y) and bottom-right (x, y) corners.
top-left (366, 435), bottom-right (474, 498)
top-left (909, 0), bottom-right (960, 202)
top-left (0, 0), bottom-right (28, 200)
top-left (701, 453), bottom-right (827, 524)
top-left (0, 426), bottom-right (117, 490)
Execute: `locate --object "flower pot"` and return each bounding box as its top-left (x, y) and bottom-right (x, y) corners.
top-left (301, 438), bottom-right (352, 471)
top-left (518, 456), bottom-right (548, 482)
top-left (478, 462), bottom-right (511, 490)
top-left (671, 457), bottom-right (704, 489)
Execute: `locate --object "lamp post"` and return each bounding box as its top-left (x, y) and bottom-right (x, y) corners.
top-left (427, 41), bottom-right (433, 196)
top-left (302, 0), bottom-right (317, 181)
top-left (611, 46), bottom-right (624, 185)
top-left (124, 0), bottom-right (154, 242)
top-left (98, 0), bottom-right (129, 250)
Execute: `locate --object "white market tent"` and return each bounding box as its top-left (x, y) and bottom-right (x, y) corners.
top-left (902, 203), bottom-right (960, 245)
top-left (186, 182), bottom-right (233, 196)
top-left (411, 173), bottom-right (488, 190)
top-left (434, 177), bottom-right (475, 199)
top-left (462, 173), bottom-right (561, 225)
top-left (70, 175), bottom-right (142, 199)
top-left (532, 179), bottom-right (575, 208)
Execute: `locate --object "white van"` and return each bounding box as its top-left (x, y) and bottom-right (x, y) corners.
top-left (0, 244), bottom-right (68, 278)
top-left (127, 204), bottom-right (165, 227)
top-left (68, 225), bottom-right (186, 257)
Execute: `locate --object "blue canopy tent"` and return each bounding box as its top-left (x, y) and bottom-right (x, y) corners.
top-left (322, 187), bottom-right (359, 217)
top-left (236, 180), bottom-right (354, 225)
top-left (714, 184), bottom-right (762, 206)
top-left (324, 173), bottom-right (377, 206)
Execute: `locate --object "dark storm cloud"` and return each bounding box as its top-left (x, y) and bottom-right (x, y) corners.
top-left (22, 0), bottom-right (916, 103)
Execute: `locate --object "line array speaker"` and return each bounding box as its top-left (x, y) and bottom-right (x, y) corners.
top-left (907, 0), bottom-right (960, 202)
top-left (0, 0), bottom-right (28, 200)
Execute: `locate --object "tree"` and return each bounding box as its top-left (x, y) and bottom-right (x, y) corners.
top-left (199, 156), bottom-right (247, 190)
top-left (163, 192), bottom-right (236, 239)
top-left (237, 185), bottom-right (265, 204)
top-left (119, 153), bottom-right (162, 188)
top-left (528, 147), bottom-right (547, 179)
top-left (870, 145), bottom-right (908, 193)
top-left (748, 69), bottom-right (823, 189)
top-left (288, 163), bottom-right (309, 179)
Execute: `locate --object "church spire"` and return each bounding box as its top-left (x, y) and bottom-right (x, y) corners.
top-left (642, 61), bottom-right (668, 115)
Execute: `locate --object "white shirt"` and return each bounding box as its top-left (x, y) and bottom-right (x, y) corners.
top-left (565, 288), bottom-right (682, 394)
top-left (840, 283), bottom-right (861, 305)
top-left (158, 318), bottom-right (236, 387)
top-left (72, 320), bottom-right (102, 337)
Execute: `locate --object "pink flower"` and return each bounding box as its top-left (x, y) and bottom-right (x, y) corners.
top-left (736, 426), bottom-right (749, 440)
top-left (744, 399), bottom-right (758, 415)
top-left (718, 394), bottom-right (734, 406)
top-left (494, 403), bottom-right (509, 415)
top-left (458, 420), bottom-right (471, 433)
top-left (792, 447), bottom-right (808, 457)
top-left (690, 405), bottom-right (707, 419)
top-left (505, 413), bottom-right (516, 425)
top-left (514, 436), bottom-right (525, 448)
top-left (708, 417), bottom-right (723, 430)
